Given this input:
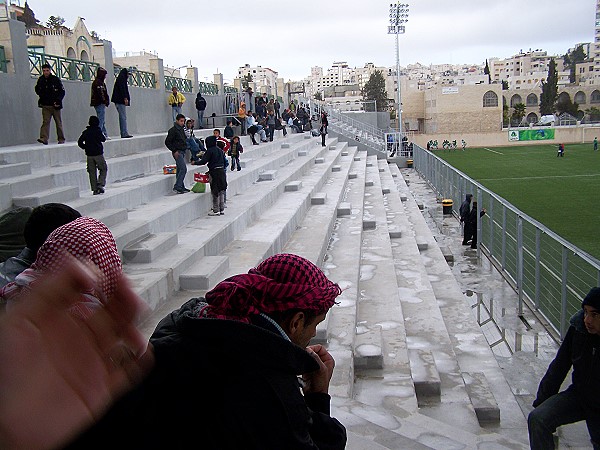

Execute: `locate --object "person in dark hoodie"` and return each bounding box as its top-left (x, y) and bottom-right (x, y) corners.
top-left (62, 253), bottom-right (347, 450)
top-left (78, 116), bottom-right (108, 195)
top-left (459, 193), bottom-right (473, 240)
top-left (196, 135), bottom-right (227, 216)
top-left (164, 114), bottom-right (188, 194)
top-left (35, 63), bottom-right (66, 145)
top-left (111, 68), bottom-right (133, 138)
top-left (90, 67), bottom-right (110, 138)
top-left (528, 287), bottom-right (600, 449)
top-left (464, 201), bottom-right (485, 249)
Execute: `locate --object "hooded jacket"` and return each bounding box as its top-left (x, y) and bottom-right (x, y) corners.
top-left (459, 194), bottom-right (473, 223)
top-left (64, 297), bottom-right (347, 450)
top-left (90, 68), bottom-right (110, 107)
top-left (111, 68), bottom-right (130, 106)
top-left (533, 310), bottom-right (600, 410)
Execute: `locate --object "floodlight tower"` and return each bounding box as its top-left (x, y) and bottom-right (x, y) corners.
top-left (388, 2), bottom-right (409, 132)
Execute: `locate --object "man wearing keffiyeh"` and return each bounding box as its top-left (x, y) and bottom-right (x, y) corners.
top-left (67, 253), bottom-right (347, 450)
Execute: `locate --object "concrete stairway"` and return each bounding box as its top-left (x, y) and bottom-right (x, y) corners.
top-left (0, 130), bottom-right (538, 448)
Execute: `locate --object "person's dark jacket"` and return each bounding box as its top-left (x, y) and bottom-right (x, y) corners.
top-left (198, 137), bottom-right (226, 171)
top-left (35, 73), bottom-right (65, 108)
top-left (111, 68), bottom-right (130, 106)
top-left (64, 297), bottom-right (347, 450)
top-left (228, 140), bottom-right (244, 157)
top-left (459, 194), bottom-right (473, 223)
top-left (223, 125), bottom-right (234, 139)
top-left (533, 310), bottom-right (600, 410)
top-left (164, 123), bottom-right (187, 153)
top-left (90, 68), bottom-right (110, 107)
top-left (77, 125), bottom-right (105, 156)
top-left (195, 94), bottom-right (207, 111)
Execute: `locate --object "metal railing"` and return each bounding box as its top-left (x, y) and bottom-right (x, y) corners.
top-left (113, 67), bottom-right (156, 89)
top-left (29, 51), bottom-right (98, 82)
top-left (199, 81), bottom-right (218, 95)
top-left (0, 45), bottom-right (7, 73)
top-left (165, 75), bottom-right (192, 93)
top-left (412, 144), bottom-right (600, 339)
top-left (223, 85), bottom-right (238, 94)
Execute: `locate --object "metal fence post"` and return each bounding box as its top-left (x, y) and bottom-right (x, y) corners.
top-left (501, 206), bottom-right (507, 270)
top-left (517, 216), bottom-right (524, 315)
top-left (535, 229), bottom-right (541, 310)
top-left (561, 247), bottom-right (568, 339)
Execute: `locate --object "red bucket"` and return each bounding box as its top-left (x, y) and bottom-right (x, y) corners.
top-left (194, 172), bottom-right (209, 183)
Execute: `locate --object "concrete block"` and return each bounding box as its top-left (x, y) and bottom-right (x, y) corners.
top-left (440, 246), bottom-right (454, 263)
top-left (348, 172), bottom-right (358, 179)
top-left (239, 158), bottom-right (253, 168)
top-left (12, 186), bottom-right (79, 208)
top-left (363, 219), bottom-right (376, 230)
top-left (400, 195), bottom-right (408, 202)
top-left (366, 162), bottom-right (374, 167)
top-left (180, 256), bottom-right (230, 291)
top-left (341, 151), bottom-right (349, 156)
top-left (298, 150), bottom-right (309, 156)
top-left (315, 157), bottom-right (325, 164)
top-left (258, 170), bottom-right (277, 181)
top-left (382, 188), bottom-right (391, 194)
top-left (354, 156), bottom-right (361, 161)
top-left (122, 232), bottom-right (178, 264)
top-left (409, 349), bottom-right (441, 404)
top-left (365, 180), bottom-right (374, 187)
top-left (304, 134), bottom-right (311, 139)
top-left (354, 326), bottom-right (384, 370)
top-left (312, 314), bottom-right (329, 345)
top-left (417, 202), bottom-right (424, 210)
top-left (330, 145), bottom-right (337, 150)
top-left (284, 181), bottom-right (302, 192)
top-left (392, 173), bottom-right (398, 178)
top-left (281, 143), bottom-right (290, 149)
top-left (311, 193), bottom-right (327, 205)
top-left (0, 162), bottom-right (30, 180)
top-left (331, 165), bottom-right (341, 172)
top-left (462, 372), bottom-right (500, 424)
top-left (389, 229), bottom-right (402, 239)
top-left (416, 238), bottom-right (429, 251)
top-left (379, 168), bottom-right (385, 173)
top-left (337, 202), bottom-right (352, 217)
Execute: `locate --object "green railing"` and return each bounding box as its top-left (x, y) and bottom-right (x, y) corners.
top-left (224, 85), bottom-right (238, 94)
top-left (165, 75), bottom-right (192, 93)
top-left (113, 67), bottom-right (156, 89)
top-left (199, 81), bottom-right (218, 95)
top-left (0, 45), bottom-right (7, 73)
top-left (29, 51), bottom-right (98, 81)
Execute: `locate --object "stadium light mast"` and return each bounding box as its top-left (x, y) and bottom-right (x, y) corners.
top-left (388, 2), bottom-right (409, 133)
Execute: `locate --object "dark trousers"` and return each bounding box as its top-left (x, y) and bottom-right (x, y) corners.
top-left (268, 124), bottom-right (275, 141)
top-left (40, 105), bottom-right (65, 142)
top-left (86, 155), bottom-right (108, 192)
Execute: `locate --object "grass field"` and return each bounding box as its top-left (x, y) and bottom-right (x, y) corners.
top-left (435, 142), bottom-right (600, 260)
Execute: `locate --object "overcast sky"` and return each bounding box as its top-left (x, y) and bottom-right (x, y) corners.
top-left (27, 0), bottom-right (594, 82)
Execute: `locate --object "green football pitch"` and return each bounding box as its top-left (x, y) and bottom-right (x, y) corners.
top-left (434, 142), bottom-right (600, 260)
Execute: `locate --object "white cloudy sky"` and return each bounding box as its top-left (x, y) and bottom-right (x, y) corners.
top-left (28, 0), bottom-right (593, 82)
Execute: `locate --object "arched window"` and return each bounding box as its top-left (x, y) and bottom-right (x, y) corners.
top-left (591, 90), bottom-right (600, 104)
top-left (558, 92), bottom-right (571, 104)
top-left (483, 90), bottom-right (498, 107)
top-left (510, 94), bottom-right (522, 107)
top-left (66, 47), bottom-right (76, 59)
top-left (526, 93), bottom-right (538, 107)
top-left (527, 112), bottom-right (538, 124)
top-left (574, 91), bottom-right (586, 105)
top-left (80, 50), bottom-right (89, 61)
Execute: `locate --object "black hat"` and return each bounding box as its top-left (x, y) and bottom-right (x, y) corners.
top-left (205, 135), bottom-right (217, 148)
top-left (582, 287), bottom-right (600, 310)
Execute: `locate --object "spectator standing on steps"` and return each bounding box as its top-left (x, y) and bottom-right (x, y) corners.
top-left (35, 63), bottom-right (66, 145)
top-left (165, 114), bottom-right (189, 194)
top-left (228, 135), bottom-right (243, 171)
top-left (459, 193), bottom-right (473, 236)
top-left (463, 201), bottom-right (485, 249)
top-left (528, 287), bottom-right (600, 450)
top-left (90, 67), bottom-right (110, 139)
top-left (111, 68), bottom-right (133, 138)
top-left (77, 116), bottom-right (108, 195)
top-left (168, 87), bottom-right (185, 123)
top-left (196, 135), bottom-right (227, 216)
top-left (195, 93), bottom-right (207, 129)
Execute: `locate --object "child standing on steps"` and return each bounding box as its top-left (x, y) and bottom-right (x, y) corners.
top-left (77, 116), bottom-right (107, 195)
top-left (228, 136), bottom-right (243, 171)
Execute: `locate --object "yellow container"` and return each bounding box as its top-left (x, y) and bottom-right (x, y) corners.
top-left (442, 199), bottom-right (453, 214)
top-left (406, 159), bottom-right (413, 168)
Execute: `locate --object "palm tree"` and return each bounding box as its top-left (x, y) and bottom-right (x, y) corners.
top-left (512, 103), bottom-right (526, 126)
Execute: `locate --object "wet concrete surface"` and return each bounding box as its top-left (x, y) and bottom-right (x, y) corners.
top-left (401, 168), bottom-right (592, 449)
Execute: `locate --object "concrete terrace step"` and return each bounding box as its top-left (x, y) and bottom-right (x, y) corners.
top-left (0, 162), bottom-right (31, 180)
top-left (122, 232), bottom-right (179, 264)
top-left (179, 255), bottom-right (229, 291)
top-left (13, 185), bottom-right (80, 208)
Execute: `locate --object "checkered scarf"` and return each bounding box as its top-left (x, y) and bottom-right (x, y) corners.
top-left (0, 217), bottom-right (122, 314)
top-left (200, 253), bottom-right (341, 322)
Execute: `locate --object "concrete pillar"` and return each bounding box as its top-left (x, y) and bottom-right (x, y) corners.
top-left (213, 73), bottom-right (223, 94)
top-left (188, 66), bottom-right (198, 94)
top-left (150, 57), bottom-right (164, 90)
top-left (0, 18), bottom-right (27, 74)
top-left (100, 39), bottom-right (115, 92)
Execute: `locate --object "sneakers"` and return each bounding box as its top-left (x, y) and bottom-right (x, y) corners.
top-left (220, 211), bottom-right (225, 215)
top-left (122, 135), bottom-right (133, 139)
top-left (182, 188), bottom-right (190, 192)
top-left (58, 140), bottom-right (65, 144)
top-left (96, 186), bottom-right (105, 194)
top-left (37, 138), bottom-right (48, 145)
top-left (208, 210), bottom-right (220, 216)
top-left (173, 188), bottom-right (186, 194)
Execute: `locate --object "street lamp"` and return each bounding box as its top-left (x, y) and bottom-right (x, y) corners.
top-left (388, 2), bottom-right (409, 133)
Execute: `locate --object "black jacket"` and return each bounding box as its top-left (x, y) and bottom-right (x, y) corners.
top-left (533, 310), bottom-right (600, 410)
top-left (164, 123), bottom-right (187, 153)
top-left (195, 94), bottom-right (207, 111)
top-left (111, 68), bottom-right (130, 106)
top-left (198, 143), bottom-right (226, 171)
top-left (90, 68), bottom-right (109, 107)
top-left (77, 126), bottom-right (105, 156)
top-left (65, 298), bottom-right (347, 449)
top-left (459, 194), bottom-right (472, 223)
top-left (35, 74), bottom-right (65, 108)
